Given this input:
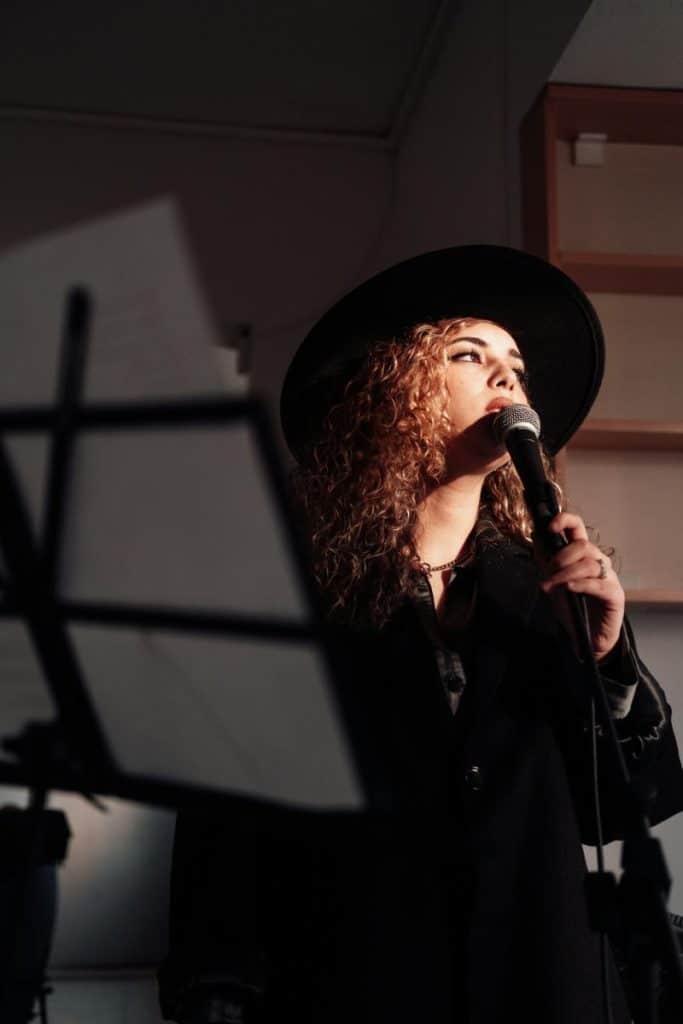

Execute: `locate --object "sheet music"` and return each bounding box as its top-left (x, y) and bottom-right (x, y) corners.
top-left (60, 421), bottom-right (309, 621)
top-left (70, 624), bottom-right (362, 811)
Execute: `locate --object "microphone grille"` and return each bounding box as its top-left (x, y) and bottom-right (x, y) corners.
top-left (493, 403), bottom-right (542, 443)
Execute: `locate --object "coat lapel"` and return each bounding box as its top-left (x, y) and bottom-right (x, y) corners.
top-left (468, 538), bottom-right (541, 727)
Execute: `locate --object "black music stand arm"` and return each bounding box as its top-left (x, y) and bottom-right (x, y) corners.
top-left (43, 286), bottom-right (91, 590)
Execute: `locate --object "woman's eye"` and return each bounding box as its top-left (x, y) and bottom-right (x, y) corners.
top-left (515, 368), bottom-right (530, 389)
top-left (449, 349), bottom-right (480, 363)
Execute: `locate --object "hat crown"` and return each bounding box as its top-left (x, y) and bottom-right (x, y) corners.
top-left (281, 245), bottom-right (604, 459)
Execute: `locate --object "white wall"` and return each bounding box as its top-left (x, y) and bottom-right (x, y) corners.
top-left (583, 609), bottom-right (683, 913)
top-left (632, 609), bottom-right (683, 911)
top-left (552, 0), bottom-right (683, 90)
top-left (377, 0), bottom-right (593, 263)
top-left (1, 115), bottom-right (392, 424)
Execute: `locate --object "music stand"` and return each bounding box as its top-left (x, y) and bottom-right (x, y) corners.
top-left (0, 288), bottom-right (385, 1022)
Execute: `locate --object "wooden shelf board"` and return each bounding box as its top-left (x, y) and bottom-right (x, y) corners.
top-left (547, 84), bottom-right (683, 146)
top-left (626, 590), bottom-right (683, 608)
top-left (570, 419), bottom-right (683, 451)
top-left (557, 251), bottom-right (683, 295)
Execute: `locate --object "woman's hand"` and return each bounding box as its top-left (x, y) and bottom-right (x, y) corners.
top-left (536, 512), bottom-right (625, 660)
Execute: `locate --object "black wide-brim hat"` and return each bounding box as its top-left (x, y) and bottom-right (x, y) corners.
top-left (280, 245), bottom-right (604, 459)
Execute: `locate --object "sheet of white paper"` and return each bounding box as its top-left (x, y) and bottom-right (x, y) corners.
top-left (69, 624), bottom-right (362, 810)
top-left (0, 197), bottom-right (237, 406)
top-left (60, 421), bottom-right (309, 621)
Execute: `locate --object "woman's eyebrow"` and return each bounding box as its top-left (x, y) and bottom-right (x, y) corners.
top-left (448, 335), bottom-right (525, 363)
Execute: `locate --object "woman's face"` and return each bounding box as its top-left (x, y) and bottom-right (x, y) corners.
top-left (441, 319), bottom-right (530, 473)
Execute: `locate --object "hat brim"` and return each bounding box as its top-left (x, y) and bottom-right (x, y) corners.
top-left (280, 245), bottom-right (604, 458)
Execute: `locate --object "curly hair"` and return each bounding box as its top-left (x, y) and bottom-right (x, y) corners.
top-left (291, 318), bottom-right (561, 628)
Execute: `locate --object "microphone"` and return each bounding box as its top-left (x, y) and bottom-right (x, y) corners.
top-left (492, 404), bottom-right (566, 554)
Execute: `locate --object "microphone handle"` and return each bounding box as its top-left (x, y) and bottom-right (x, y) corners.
top-left (506, 430), bottom-right (567, 556)
top-left (508, 430), bottom-right (598, 666)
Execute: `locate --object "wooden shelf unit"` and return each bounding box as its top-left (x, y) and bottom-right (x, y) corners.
top-left (542, 84), bottom-right (683, 147)
top-left (521, 83), bottom-right (683, 291)
top-left (571, 419), bottom-right (683, 451)
top-left (521, 83), bottom-right (683, 608)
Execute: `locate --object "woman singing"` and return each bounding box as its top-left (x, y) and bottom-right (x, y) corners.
top-left (162, 245), bottom-right (683, 1024)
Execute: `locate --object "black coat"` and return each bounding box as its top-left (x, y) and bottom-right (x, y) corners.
top-left (161, 539), bottom-right (683, 1023)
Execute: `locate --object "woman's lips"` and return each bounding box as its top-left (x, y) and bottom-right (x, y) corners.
top-left (485, 398), bottom-right (513, 413)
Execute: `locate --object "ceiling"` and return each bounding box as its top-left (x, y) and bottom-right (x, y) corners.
top-left (3, 2), bottom-right (681, 148)
top-left (0, 0), bottom-right (448, 142)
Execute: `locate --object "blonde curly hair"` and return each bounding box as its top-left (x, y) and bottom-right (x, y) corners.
top-left (291, 317), bottom-right (561, 628)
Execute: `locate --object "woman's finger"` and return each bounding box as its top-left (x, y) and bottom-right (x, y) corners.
top-left (541, 555), bottom-right (613, 590)
top-left (547, 511), bottom-right (589, 542)
top-left (565, 577), bottom-right (624, 606)
top-left (547, 542), bottom-right (611, 575)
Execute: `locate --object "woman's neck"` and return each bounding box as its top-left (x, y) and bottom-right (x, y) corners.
top-left (415, 473), bottom-right (485, 567)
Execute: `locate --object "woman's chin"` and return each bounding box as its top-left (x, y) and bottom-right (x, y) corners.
top-left (444, 423), bottom-right (509, 476)
top-left (443, 450), bottom-right (508, 480)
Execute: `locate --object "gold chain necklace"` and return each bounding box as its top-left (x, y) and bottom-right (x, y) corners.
top-left (417, 531), bottom-right (477, 576)
top-left (418, 554), bottom-right (465, 575)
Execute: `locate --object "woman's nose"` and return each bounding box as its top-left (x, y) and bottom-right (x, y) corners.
top-left (491, 364), bottom-right (516, 390)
